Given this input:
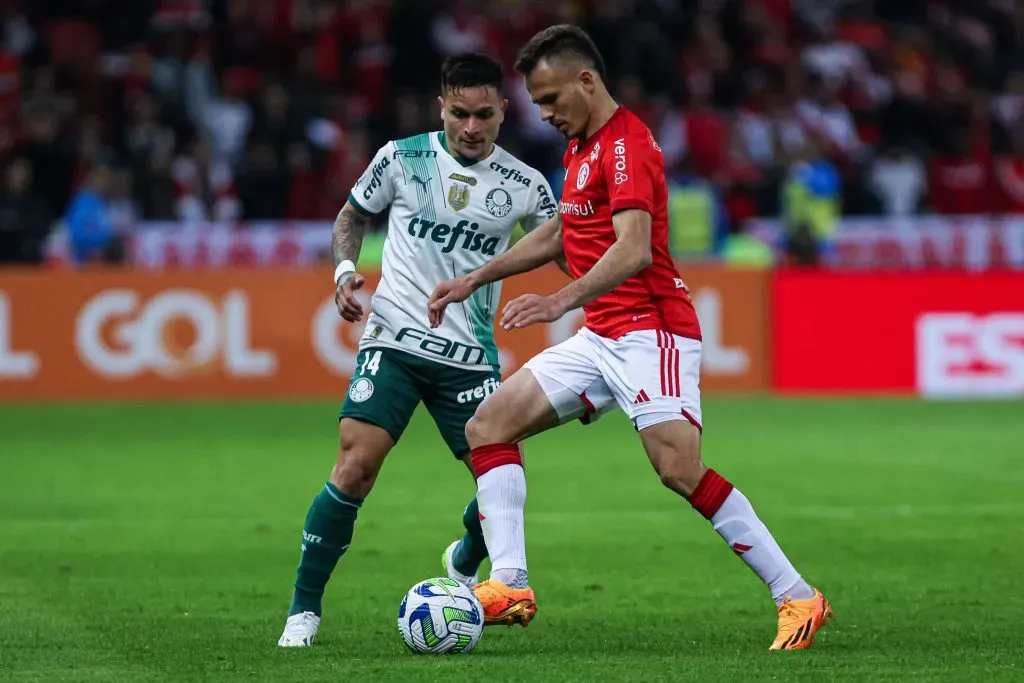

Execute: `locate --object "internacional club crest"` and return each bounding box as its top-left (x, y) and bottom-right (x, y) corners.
top-left (485, 188), bottom-right (512, 218)
top-left (576, 161), bottom-right (591, 189)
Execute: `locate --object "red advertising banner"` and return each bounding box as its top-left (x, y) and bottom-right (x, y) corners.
top-left (0, 265), bottom-right (768, 401)
top-left (772, 271), bottom-right (1024, 396)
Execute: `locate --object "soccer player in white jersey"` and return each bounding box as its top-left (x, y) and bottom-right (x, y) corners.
top-left (277, 53), bottom-right (559, 647)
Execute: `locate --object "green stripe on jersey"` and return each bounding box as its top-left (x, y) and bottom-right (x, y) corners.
top-left (466, 282), bottom-right (499, 368)
top-left (395, 133), bottom-right (440, 222)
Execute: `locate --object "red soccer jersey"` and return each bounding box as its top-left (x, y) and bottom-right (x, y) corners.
top-left (559, 107), bottom-right (701, 341)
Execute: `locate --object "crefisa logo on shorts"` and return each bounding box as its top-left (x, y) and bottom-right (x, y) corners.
top-left (348, 377), bottom-right (375, 402)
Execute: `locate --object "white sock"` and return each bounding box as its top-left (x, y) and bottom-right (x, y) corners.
top-left (711, 487), bottom-right (813, 605)
top-left (476, 463), bottom-right (529, 588)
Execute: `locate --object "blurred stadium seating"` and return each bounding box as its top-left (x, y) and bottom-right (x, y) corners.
top-left (2, 0), bottom-right (1024, 268)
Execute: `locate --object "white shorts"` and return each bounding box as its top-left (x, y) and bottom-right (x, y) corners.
top-left (524, 327), bottom-right (703, 432)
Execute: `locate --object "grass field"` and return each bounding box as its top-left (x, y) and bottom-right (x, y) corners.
top-left (1, 398), bottom-right (1022, 682)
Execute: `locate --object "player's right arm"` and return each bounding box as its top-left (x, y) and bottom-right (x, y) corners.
top-left (333, 201), bottom-right (373, 322)
top-left (335, 142), bottom-right (397, 322)
top-left (427, 213), bottom-right (563, 328)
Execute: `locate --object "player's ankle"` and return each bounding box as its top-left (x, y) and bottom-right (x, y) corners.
top-left (775, 579), bottom-right (815, 605)
top-left (491, 568), bottom-right (529, 589)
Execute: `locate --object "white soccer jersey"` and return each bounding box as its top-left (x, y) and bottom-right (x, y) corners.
top-left (349, 131), bottom-right (557, 371)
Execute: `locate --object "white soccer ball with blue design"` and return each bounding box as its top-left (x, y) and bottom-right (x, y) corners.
top-left (398, 577), bottom-right (484, 654)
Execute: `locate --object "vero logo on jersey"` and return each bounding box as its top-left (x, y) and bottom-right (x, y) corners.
top-left (407, 217), bottom-right (501, 255)
top-left (613, 137), bottom-right (628, 185)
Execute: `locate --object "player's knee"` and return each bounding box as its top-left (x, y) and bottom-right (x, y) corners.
top-left (330, 451), bottom-right (379, 499)
top-left (641, 420), bottom-right (705, 496)
top-left (331, 428), bottom-right (386, 498)
top-left (465, 410), bottom-right (499, 449)
top-left (657, 467), bottom-right (705, 497)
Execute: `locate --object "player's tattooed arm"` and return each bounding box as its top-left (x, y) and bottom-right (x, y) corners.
top-left (332, 201), bottom-right (370, 267)
top-left (333, 201), bottom-right (372, 323)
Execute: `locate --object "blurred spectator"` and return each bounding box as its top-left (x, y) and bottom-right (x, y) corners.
top-left (251, 82), bottom-right (304, 164)
top-left (781, 135), bottom-right (841, 255)
top-left (18, 108), bottom-right (76, 217)
top-left (927, 128), bottom-right (993, 215)
top-left (430, 0), bottom-right (494, 57)
top-left (667, 156), bottom-right (729, 258)
top-left (866, 145), bottom-right (926, 217)
top-left (0, 157), bottom-right (51, 264)
top-left (121, 93), bottom-right (177, 219)
top-left (171, 134), bottom-right (241, 221)
top-left (795, 73), bottom-right (863, 161)
top-left (801, 18), bottom-right (868, 90)
top-left (993, 129), bottom-right (1024, 213)
top-left (238, 138), bottom-right (287, 220)
top-left (65, 162), bottom-right (122, 266)
top-left (198, 66), bottom-right (253, 167)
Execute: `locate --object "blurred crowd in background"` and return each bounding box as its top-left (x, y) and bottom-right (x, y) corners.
top-left (1, 0), bottom-right (1024, 265)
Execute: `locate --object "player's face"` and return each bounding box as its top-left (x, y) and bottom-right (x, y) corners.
top-left (525, 59), bottom-right (595, 139)
top-left (439, 85), bottom-right (507, 161)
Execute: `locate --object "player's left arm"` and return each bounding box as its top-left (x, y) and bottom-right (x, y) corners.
top-left (501, 131), bottom-right (658, 330)
top-left (553, 208), bottom-right (651, 307)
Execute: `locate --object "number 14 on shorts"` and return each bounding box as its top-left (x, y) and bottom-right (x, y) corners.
top-left (359, 350), bottom-right (382, 376)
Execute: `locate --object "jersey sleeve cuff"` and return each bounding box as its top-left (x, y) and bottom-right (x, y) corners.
top-left (610, 198), bottom-right (653, 215)
top-left (347, 192), bottom-right (378, 217)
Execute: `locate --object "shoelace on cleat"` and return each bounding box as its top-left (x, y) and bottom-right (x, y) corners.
top-left (776, 599), bottom-right (807, 629)
top-left (285, 614), bottom-right (317, 634)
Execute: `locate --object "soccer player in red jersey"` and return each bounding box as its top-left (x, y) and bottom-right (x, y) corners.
top-left (428, 25), bottom-right (831, 650)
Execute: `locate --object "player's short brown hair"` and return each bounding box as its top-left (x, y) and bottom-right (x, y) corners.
top-left (514, 24), bottom-right (606, 80)
top-left (441, 52), bottom-right (505, 95)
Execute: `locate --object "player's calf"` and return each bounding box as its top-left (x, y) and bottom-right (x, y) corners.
top-left (465, 369), bottom-right (559, 592)
top-left (278, 419), bottom-right (392, 646)
top-left (329, 418), bottom-right (394, 498)
top-left (638, 414), bottom-right (705, 496)
top-left (638, 418), bottom-right (824, 644)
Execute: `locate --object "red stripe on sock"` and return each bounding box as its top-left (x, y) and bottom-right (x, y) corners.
top-left (689, 469), bottom-right (734, 520)
top-left (470, 443), bottom-right (523, 479)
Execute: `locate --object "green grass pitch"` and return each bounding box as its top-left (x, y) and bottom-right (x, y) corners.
top-left (1, 398), bottom-right (1021, 682)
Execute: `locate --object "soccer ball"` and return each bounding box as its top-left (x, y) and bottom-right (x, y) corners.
top-left (397, 578), bottom-right (484, 654)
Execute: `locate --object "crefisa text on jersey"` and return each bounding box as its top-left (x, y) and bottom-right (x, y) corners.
top-left (489, 161), bottom-right (531, 186)
top-left (407, 217), bottom-right (501, 255)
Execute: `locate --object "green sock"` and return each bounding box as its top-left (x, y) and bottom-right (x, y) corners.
top-left (289, 482), bottom-right (363, 617)
top-left (452, 497), bottom-right (488, 577)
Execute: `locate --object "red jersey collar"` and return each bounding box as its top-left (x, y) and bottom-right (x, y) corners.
top-left (573, 105), bottom-right (623, 153)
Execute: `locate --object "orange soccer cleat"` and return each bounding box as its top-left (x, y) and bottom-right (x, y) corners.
top-left (472, 579), bottom-right (537, 628)
top-left (769, 587), bottom-right (833, 651)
